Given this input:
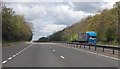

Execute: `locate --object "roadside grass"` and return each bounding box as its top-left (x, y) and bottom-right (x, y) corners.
top-left (97, 41), bottom-right (119, 46)
top-left (2, 41), bottom-right (27, 47)
top-left (2, 41), bottom-right (17, 47)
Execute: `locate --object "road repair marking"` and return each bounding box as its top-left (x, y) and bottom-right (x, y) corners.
top-left (56, 43), bottom-right (120, 61)
top-left (60, 56), bottom-right (65, 59)
top-left (2, 44), bottom-right (32, 64)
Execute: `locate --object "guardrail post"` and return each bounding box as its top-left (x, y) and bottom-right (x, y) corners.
top-left (84, 45), bottom-right (85, 48)
top-left (113, 49), bottom-right (115, 54)
top-left (103, 47), bottom-right (104, 52)
top-left (76, 44), bottom-right (78, 47)
top-left (95, 46), bottom-right (97, 51)
top-left (75, 44), bottom-right (77, 47)
top-left (66, 42), bottom-right (118, 55)
top-left (80, 44), bottom-right (81, 48)
top-left (89, 45), bottom-right (90, 49)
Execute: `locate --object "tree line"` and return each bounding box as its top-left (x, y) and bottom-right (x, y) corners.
top-left (37, 2), bottom-right (120, 45)
top-left (2, 3), bottom-right (33, 42)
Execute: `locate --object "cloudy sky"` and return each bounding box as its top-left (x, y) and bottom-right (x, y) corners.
top-left (5, 0), bottom-right (119, 40)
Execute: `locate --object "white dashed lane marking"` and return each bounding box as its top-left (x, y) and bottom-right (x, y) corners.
top-left (56, 44), bottom-right (120, 61)
top-left (2, 44), bottom-right (32, 64)
top-left (53, 50), bottom-right (55, 52)
top-left (12, 55), bottom-right (16, 58)
top-left (8, 57), bottom-right (12, 60)
top-left (15, 53), bottom-right (19, 55)
top-left (2, 60), bottom-right (7, 64)
top-left (60, 56), bottom-right (65, 59)
top-left (18, 51), bottom-right (21, 54)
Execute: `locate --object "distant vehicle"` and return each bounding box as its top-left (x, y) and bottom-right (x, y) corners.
top-left (76, 31), bottom-right (97, 44)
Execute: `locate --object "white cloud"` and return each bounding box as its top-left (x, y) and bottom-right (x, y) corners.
top-left (7, 3), bottom-right (47, 21)
top-left (41, 24), bottom-right (67, 33)
top-left (30, 18), bottom-right (66, 40)
top-left (5, 1), bottom-right (119, 40)
top-left (3, 0), bottom-right (116, 2)
top-left (101, 0), bottom-right (120, 9)
top-left (52, 5), bottom-right (94, 25)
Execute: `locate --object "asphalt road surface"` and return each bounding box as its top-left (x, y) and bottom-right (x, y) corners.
top-left (2, 43), bottom-right (119, 67)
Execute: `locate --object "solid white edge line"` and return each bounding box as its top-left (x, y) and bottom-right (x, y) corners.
top-left (56, 43), bottom-right (120, 61)
top-left (74, 48), bottom-right (120, 61)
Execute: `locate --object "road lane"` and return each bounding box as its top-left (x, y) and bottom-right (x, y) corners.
top-left (50, 43), bottom-right (118, 67)
top-left (2, 43), bottom-right (118, 67)
top-left (3, 43), bottom-right (71, 67)
top-left (2, 42), bottom-right (30, 61)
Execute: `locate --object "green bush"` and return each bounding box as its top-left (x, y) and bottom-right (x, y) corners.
top-left (2, 5), bottom-right (33, 42)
